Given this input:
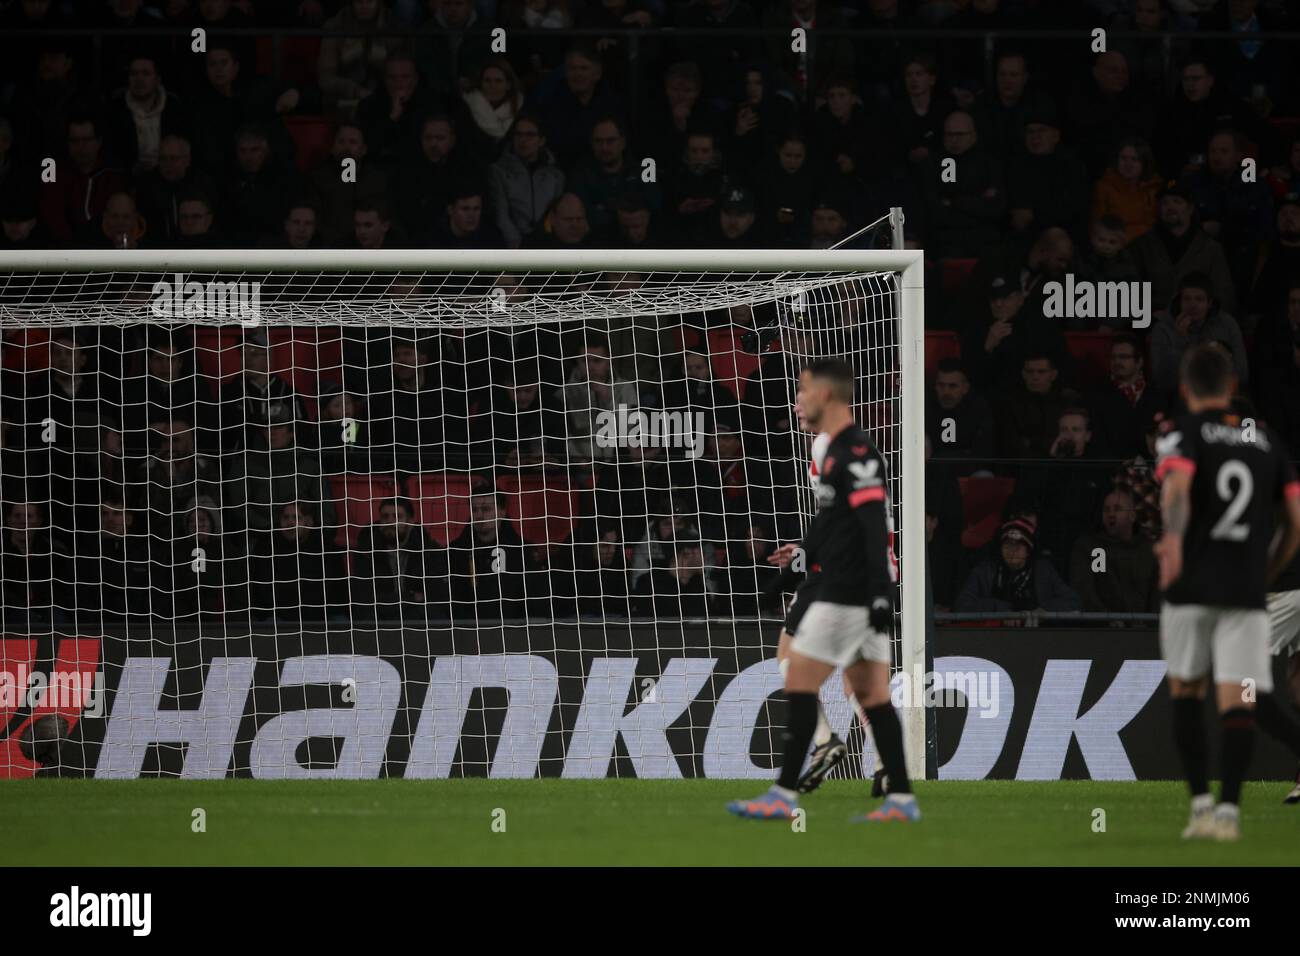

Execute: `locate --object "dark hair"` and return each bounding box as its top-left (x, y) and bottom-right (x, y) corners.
top-left (1175, 269), bottom-right (1217, 304)
top-left (802, 358), bottom-right (854, 403)
top-left (354, 197), bottom-right (391, 221)
top-left (377, 496), bottom-right (416, 519)
top-left (1059, 405), bottom-right (1092, 429)
top-left (1180, 343), bottom-right (1234, 398)
top-left (935, 357), bottom-right (968, 377)
top-left (1093, 214), bottom-right (1127, 233)
top-left (1110, 333), bottom-right (1142, 359)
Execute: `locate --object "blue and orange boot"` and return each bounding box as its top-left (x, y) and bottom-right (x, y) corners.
top-left (726, 786), bottom-right (799, 820)
top-left (851, 793), bottom-right (921, 823)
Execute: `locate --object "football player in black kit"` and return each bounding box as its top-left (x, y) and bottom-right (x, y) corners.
top-left (728, 359), bottom-right (916, 823)
top-left (1154, 345), bottom-right (1300, 840)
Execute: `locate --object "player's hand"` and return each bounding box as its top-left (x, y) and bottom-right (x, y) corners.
top-left (767, 542), bottom-right (801, 568)
top-left (869, 596), bottom-right (893, 633)
top-left (1155, 533), bottom-right (1183, 590)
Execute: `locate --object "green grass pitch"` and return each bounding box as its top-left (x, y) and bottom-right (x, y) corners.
top-left (4, 779), bottom-right (1296, 866)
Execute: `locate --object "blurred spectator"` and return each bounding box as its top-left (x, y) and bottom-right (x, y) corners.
top-left (567, 116), bottom-right (649, 237)
top-left (488, 114), bottom-right (564, 247)
top-left (727, 66), bottom-right (798, 179)
top-left (189, 44), bottom-right (294, 178)
top-left (262, 200), bottom-right (322, 249)
top-left (1020, 406), bottom-right (1111, 573)
top-left (561, 521), bottom-right (631, 617)
top-left (350, 496), bottom-right (437, 618)
top-left (0, 189), bottom-right (51, 250)
top-left (1006, 106), bottom-right (1090, 238)
top-left (357, 50), bottom-right (444, 169)
top-left (424, 181), bottom-right (499, 247)
top-left (719, 518), bottom-right (782, 617)
top-left (214, 331), bottom-right (305, 453)
top-left (633, 536), bottom-right (712, 618)
top-left (995, 352), bottom-right (1069, 458)
top-left (318, 0), bottom-right (405, 115)
top-left (485, 364), bottom-right (560, 467)
top-left (1197, 0), bottom-right (1291, 107)
top-left (811, 76), bottom-right (894, 186)
top-left (1247, 193), bottom-right (1300, 321)
top-left (1087, 333), bottom-right (1169, 460)
top-left (143, 419), bottom-right (240, 542)
top-left (923, 110), bottom-right (1006, 258)
top-left (38, 116), bottom-right (127, 244)
top-left (172, 192), bottom-right (224, 247)
top-left (925, 357), bottom-right (995, 468)
top-left (135, 134), bottom-right (219, 244)
top-left (74, 496), bottom-right (151, 624)
top-left (710, 184), bottom-right (760, 247)
top-left (1155, 56), bottom-right (1279, 178)
top-left (223, 125), bottom-right (291, 246)
top-left (105, 53), bottom-right (189, 176)
top-left (1255, 283), bottom-right (1300, 451)
top-left (962, 273), bottom-right (1069, 391)
top-left (308, 122), bottom-right (390, 246)
top-left (447, 490), bottom-right (548, 619)
top-left (971, 50), bottom-right (1056, 161)
top-left (1127, 181), bottom-right (1236, 316)
top-left (761, 0), bottom-right (854, 104)
top-left (676, 0), bottom-right (761, 106)
top-left (393, 114), bottom-right (477, 238)
top-left (662, 348), bottom-right (739, 425)
top-left (1069, 487), bottom-right (1158, 614)
top-left (1149, 270), bottom-right (1248, 391)
top-left (367, 334), bottom-right (447, 470)
top-left (0, 501), bottom-right (60, 623)
top-left (629, 511), bottom-right (699, 586)
top-left (121, 328), bottom-right (202, 452)
top-left (527, 44), bottom-right (624, 170)
top-left (1065, 50), bottom-right (1154, 177)
top-left (415, 0), bottom-right (496, 100)
top-left (1091, 137), bottom-right (1163, 242)
top-left (612, 192), bottom-right (658, 247)
top-left (892, 51), bottom-right (953, 172)
top-left (666, 130), bottom-right (724, 244)
top-left (461, 57), bottom-right (524, 149)
top-left (499, 0), bottom-right (574, 84)
top-left (557, 336), bottom-right (639, 465)
top-left (169, 498), bottom-right (250, 622)
top-left (242, 403), bottom-right (335, 535)
top-left (954, 516), bottom-right (1081, 613)
top-left (251, 501), bottom-right (348, 624)
top-left (86, 192), bottom-right (148, 249)
top-left (353, 197), bottom-right (404, 249)
top-left (1075, 215), bottom-right (1141, 293)
top-left (645, 61), bottom-right (725, 171)
top-left (1184, 127), bottom-right (1276, 288)
top-left (6, 45), bottom-right (82, 159)
top-left (526, 191), bottom-right (592, 249)
top-left (757, 133), bottom-right (815, 246)
top-left (314, 378), bottom-right (371, 473)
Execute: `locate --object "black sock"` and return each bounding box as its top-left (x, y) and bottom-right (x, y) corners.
top-left (1172, 697), bottom-right (1209, 797)
top-left (864, 703), bottom-right (911, 795)
top-left (1256, 694), bottom-right (1300, 758)
top-left (777, 692), bottom-right (819, 792)
top-left (1219, 707), bottom-right (1256, 807)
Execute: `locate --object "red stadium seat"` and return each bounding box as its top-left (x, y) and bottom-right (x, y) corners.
top-left (496, 473), bottom-right (578, 545)
top-left (406, 473), bottom-right (475, 546)
top-left (941, 258), bottom-right (978, 295)
top-left (280, 36), bottom-right (323, 88)
top-left (1065, 332), bottom-right (1116, 389)
top-left (706, 326), bottom-right (761, 401)
top-left (192, 327), bottom-right (245, 396)
top-left (1, 329), bottom-right (50, 372)
top-left (328, 474), bottom-right (398, 549)
top-left (925, 330), bottom-right (961, 379)
top-left (958, 476), bottom-right (1016, 550)
top-left (285, 114), bottom-right (332, 173)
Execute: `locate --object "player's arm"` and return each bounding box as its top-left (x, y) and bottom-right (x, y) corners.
top-left (1156, 468), bottom-right (1192, 590)
top-left (1267, 478), bottom-right (1300, 586)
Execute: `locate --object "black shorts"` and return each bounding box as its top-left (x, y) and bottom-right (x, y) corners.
top-left (783, 574), bottom-right (822, 635)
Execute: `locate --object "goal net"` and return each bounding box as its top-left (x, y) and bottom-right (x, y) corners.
top-left (0, 248), bottom-right (925, 780)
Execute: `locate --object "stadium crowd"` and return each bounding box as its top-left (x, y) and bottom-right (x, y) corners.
top-left (1, 0), bottom-right (1300, 625)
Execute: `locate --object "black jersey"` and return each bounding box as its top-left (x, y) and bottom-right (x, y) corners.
top-left (800, 423), bottom-right (898, 606)
top-left (1155, 409), bottom-right (1300, 608)
top-left (1274, 549), bottom-right (1300, 593)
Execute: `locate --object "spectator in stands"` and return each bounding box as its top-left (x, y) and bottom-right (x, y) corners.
top-left (526, 192), bottom-right (592, 249)
top-left (893, 51), bottom-right (952, 173)
top-left (135, 135), bottom-right (218, 245)
top-left (1248, 193), bottom-right (1300, 322)
top-left (675, 416), bottom-right (773, 536)
top-left (612, 192), bottom-right (658, 248)
top-left (971, 50), bottom-right (1056, 162)
top-left (105, 53), bottom-right (189, 176)
top-left (489, 114), bottom-right (565, 247)
top-left (995, 352), bottom-right (1070, 459)
top-left (757, 133), bottom-right (816, 247)
top-left (357, 50), bottom-right (443, 170)
top-left (20, 330), bottom-right (112, 493)
top-left (1065, 50), bottom-right (1153, 177)
top-left (1087, 333), bottom-right (1168, 460)
top-left (172, 192), bottom-right (225, 248)
top-left (666, 130), bottom-right (725, 245)
top-left (315, 378), bottom-right (370, 473)
top-left (367, 334), bottom-right (448, 471)
top-left (1156, 56), bottom-right (1279, 179)
top-left (38, 116), bottom-right (127, 244)
top-left (6, 44), bottom-right (81, 163)
top-left (415, 0), bottom-right (496, 100)
top-left (1149, 271), bottom-right (1248, 391)
top-left (84, 192), bottom-right (147, 249)
top-left (645, 61), bottom-right (725, 175)
top-left (189, 43), bottom-right (295, 178)
top-left (719, 517), bottom-right (782, 617)
top-left (965, 224), bottom-right (1075, 331)
top-left (633, 536), bottom-right (712, 619)
top-left (1091, 137), bottom-right (1163, 243)
top-left (1006, 106), bottom-right (1090, 239)
top-left (121, 328), bottom-right (201, 452)
top-left (557, 336), bottom-right (639, 466)
top-left (662, 348), bottom-right (739, 424)
top-left (1069, 487), bottom-right (1158, 614)
top-left (954, 515), bottom-right (1081, 614)
top-left (461, 57), bottom-right (524, 150)
top-left (727, 65), bottom-right (798, 180)
top-left (353, 197), bottom-right (403, 249)
top-left (1195, 0), bottom-right (1291, 110)
top-left (675, 0), bottom-right (761, 105)
top-left (562, 521), bottom-right (631, 618)
top-left (143, 418), bottom-right (239, 539)
top-left (567, 116), bottom-right (648, 237)
top-left (485, 364), bottom-right (559, 467)
top-left (926, 357), bottom-right (994, 471)
top-left (426, 181), bottom-right (504, 248)
top-left (1127, 181), bottom-right (1236, 316)
top-left (318, 0), bottom-right (405, 114)
top-left (1185, 128), bottom-right (1276, 287)
top-left (251, 501), bottom-right (348, 624)
top-left (243, 402), bottom-right (335, 535)
top-left (710, 184), bottom-right (760, 247)
top-left (264, 201), bottom-right (322, 249)
top-left (351, 496), bottom-right (437, 620)
top-left (308, 122), bottom-right (389, 247)
top-left (0, 500), bottom-right (60, 624)
top-left (223, 125), bottom-right (290, 246)
top-left (1075, 215), bottom-right (1141, 294)
top-left (1020, 406), bottom-right (1110, 574)
top-left (629, 510), bottom-right (700, 587)
top-left (808, 194), bottom-right (851, 249)
top-left (170, 497), bottom-right (250, 623)
top-left (393, 114), bottom-right (477, 238)
top-left (963, 273), bottom-right (1069, 392)
top-left (447, 489), bottom-right (548, 619)
top-left (923, 110), bottom-right (1006, 258)
top-left (0, 190), bottom-right (52, 250)
top-left (76, 496), bottom-right (151, 624)
top-left (761, 0), bottom-right (853, 104)
top-left (809, 75), bottom-right (887, 186)
top-left (527, 44), bottom-right (624, 170)
top-left (215, 331), bottom-right (305, 453)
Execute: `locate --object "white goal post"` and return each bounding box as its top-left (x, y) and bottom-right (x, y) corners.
top-left (0, 247), bottom-right (927, 778)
